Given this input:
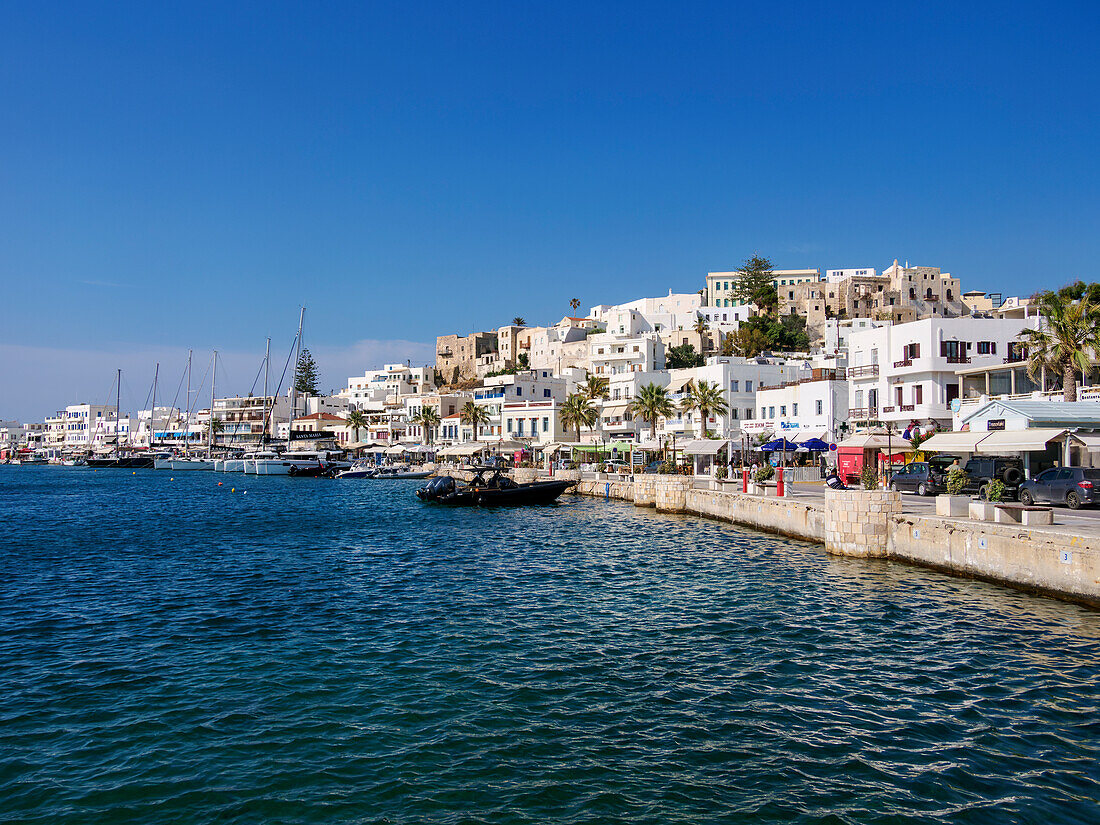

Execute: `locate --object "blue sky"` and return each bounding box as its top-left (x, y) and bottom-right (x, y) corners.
top-left (2, 1), bottom-right (1098, 420)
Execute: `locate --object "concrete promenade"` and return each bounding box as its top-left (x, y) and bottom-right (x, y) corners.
top-left (551, 471), bottom-right (1100, 609)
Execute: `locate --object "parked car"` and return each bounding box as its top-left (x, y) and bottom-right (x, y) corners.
top-left (603, 460), bottom-right (631, 474)
top-left (962, 456), bottom-right (1026, 500)
top-left (1018, 467), bottom-right (1099, 509)
top-left (888, 455), bottom-right (960, 496)
top-left (642, 460), bottom-right (664, 474)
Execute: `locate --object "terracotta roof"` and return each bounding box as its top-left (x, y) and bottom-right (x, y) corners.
top-left (298, 413), bottom-right (347, 421)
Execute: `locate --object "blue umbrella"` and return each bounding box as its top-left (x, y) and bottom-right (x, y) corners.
top-left (760, 437), bottom-right (799, 452)
top-left (799, 437), bottom-right (830, 451)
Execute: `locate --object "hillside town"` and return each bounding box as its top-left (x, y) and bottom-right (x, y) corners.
top-left (5, 258), bottom-right (1099, 483)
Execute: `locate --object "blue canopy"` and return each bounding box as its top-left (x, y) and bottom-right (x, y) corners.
top-left (799, 437), bottom-right (830, 451)
top-left (760, 437), bottom-right (799, 452)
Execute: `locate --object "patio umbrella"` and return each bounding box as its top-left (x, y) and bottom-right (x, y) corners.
top-left (760, 438), bottom-right (799, 452)
top-left (799, 437), bottom-right (830, 452)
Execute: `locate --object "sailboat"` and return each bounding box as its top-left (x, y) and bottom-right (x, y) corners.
top-left (87, 369), bottom-right (157, 468)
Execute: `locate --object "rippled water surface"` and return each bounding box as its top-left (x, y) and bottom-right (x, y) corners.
top-left (2, 467), bottom-right (1099, 824)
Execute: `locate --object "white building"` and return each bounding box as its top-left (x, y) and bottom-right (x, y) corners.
top-left (61, 404), bottom-right (118, 449)
top-left (752, 373), bottom-right (849, 444)
top-left (847, 316), bottom-right (1040, 429)
top-left (826, 267), bottom-right (876, 283)
top-left (340, 364), bottom-right (434, 410)
top-left (588, 311), bottom-right (666, 378)
top-left (706, 269), bottom-right (820, 308)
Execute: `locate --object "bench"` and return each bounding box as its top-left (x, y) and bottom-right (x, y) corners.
top-left (993, 502), bottom-right (1054, 526)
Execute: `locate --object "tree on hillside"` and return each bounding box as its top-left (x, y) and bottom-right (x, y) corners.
top-left (1053, 281), bottom-right (1100, 303)
top-left (513, 316), bottom-right (526, 326)
top-left (516, 352), bottom-right (529, 370)
top-left (1019, 290), bottom-right (1100, 401)
top-left (665, 343), bottom-right (705, 369)
top-left (731, 254), bottom-right (775, 305)
top-left (294, 348), bottom-right (320, 395)
top-left (569, 298), bottom-right (581, 315)
top-left (727, 323), bottom-right (772, 358)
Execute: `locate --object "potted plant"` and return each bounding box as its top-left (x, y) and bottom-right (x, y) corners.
top-left (750, 463), bottom-right (774, 494)
top-left (969, 476), bottom-right (1001, 521)
top-left (860, 464), bottom-right (879, 491)
top-left (936, 466), bottom-right (969, 517)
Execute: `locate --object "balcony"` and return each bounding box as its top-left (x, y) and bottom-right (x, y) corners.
top-left (892, 359), bottom-right (912, 369)
top-left (946, 355), bottom-right (972, 365)
top-left (849, 408), bottom-right (878, 419)
top-left (900, 404), bottom-right (915, 412)
top-left (1004, 354), bottom-right (1026, 364)
top-left (882, 406), bottom-right (896, 413)
top-left (847, 364), bottom-right (879, 379)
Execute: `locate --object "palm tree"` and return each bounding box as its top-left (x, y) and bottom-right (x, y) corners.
top-left (345, 408), bottom-right (368, 442)
top-left (460, 401), bottom-right (490, 444)
top-left (906, 429), bottom-right (930, 464)
top-left (1019, 291), bottom-right (1100, 401)
top-left (207, 415), bottom-right (224, 444)
top-left (580, 374), bottom-right (610, 401)
top-left (693, 316), bottom-right (709, 335)
top-left (679, 379), bottom-right (729, 438)
top-left (569, 297), bottom-right (581, 315)
top-left (513, 316), bottom-right (526, 327)
top-left (414, 407), bottom-right (440, 446)
top-left (627, 382), bottom-right (675, 442)
top-left (560, 393), bottom-right (598, 444)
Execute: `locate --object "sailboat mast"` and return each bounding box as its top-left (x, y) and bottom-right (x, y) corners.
top-left (185, 349), bottom-right (192, 450)
top-left (208, 351), bottom-right (217, 457)
top-left (151, 363), bottom-right (159, 449)
top-left (263, 337), bottom-right (271, 444)
top-left (287, 308), bottom-right (305, 446)
top-left (116, 368), bottom-right (122, 454)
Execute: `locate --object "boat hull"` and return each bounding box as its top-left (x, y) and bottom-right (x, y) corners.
top-left (87, 457), bottom-right (156, 469)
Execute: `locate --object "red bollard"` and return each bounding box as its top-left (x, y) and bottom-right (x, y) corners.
top-left (742, 468), bottom-right (749, 493)
top-left (777, 466), bottom-right (785, 498)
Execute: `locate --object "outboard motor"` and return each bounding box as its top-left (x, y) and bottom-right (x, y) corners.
top-left (417, 475), bottom-right (455, 501)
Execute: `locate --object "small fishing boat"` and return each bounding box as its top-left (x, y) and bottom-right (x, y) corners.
top-left (338, 463), bottom-right (431, 480)
top-left (416, 468), bottom-right (574, 506)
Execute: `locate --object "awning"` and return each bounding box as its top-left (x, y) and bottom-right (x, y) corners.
top-left (453, 442), bottom-right (487, 456)
top-left (921, 431), bottom-right (988, 452)
top-left (975, 428), bottom-right (1068, 453)
top-left (794, 428), bottom-right (828, 443)
top-left (1069, 433), bottom-right (1100, 453)
top-left (683, 439), bottom-right (728, 456)
top-left (384, 445), bottom-right (408, 455)
top-left (636, 440), bottom-right (662, 451)
top-left (601, 403), bottom-right (630, 416)
top-left (668, 377), bottom-right (693, 393)
top-left (835, 433), bottom-right (895, 451)
top-left (490, 439), bottom-right (524, 452)
top-left (540, 443), bottom-right (562, 454)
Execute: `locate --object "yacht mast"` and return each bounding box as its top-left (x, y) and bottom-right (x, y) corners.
top-left (151, 362), bottom-right (159, 450)
top-left (185, 349), bottom-right (192, 452)
top-left (208, 351), bottom-right (217, 457)
top-left (263, 337), bottom-right (271, 444)
top-left (116, 368), bottom-right (122, 454)
top-left (287, 308), bottom-right (305, 447)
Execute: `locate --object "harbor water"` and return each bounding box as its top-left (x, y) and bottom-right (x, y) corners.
top-left (2, 466), bottom-right (1098, 823)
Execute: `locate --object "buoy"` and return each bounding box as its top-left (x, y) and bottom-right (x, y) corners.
top-left (242, 491), bottom-right (247, 495)
top-left (218, 482), bottom-right (223, 486)
top-left (231, 488), bottom-right (235, 492)
top-left (132, 471), bottom-right (136, 475)
top-left (170, 477), bottom-right (174, 481)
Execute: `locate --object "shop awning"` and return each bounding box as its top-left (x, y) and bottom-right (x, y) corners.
top-left (1069, 433), bottom-right (1100, 453)
top-left (683, 439), bottom-right (728, 456)
top-left (601, 403), bottom-right (630, 416)
top-left (540, 443), bottom-right (562, 454)
top-left (920, 431), bottom-right (988, 452)
top-left (668, 377), bottom-right (694, 393)
top-left (453, 442), bottom-right (486, 456)
top-left (794, 428), bottom-right (828, 443)
top-left (975, 428), bottom-right (1068, 453)
top-left (384, 445), bottom-right (407, 455)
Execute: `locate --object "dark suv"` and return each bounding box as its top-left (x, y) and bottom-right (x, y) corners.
top-left (888, 455), bottom-right (960, 496)
top-left (962, 457), bottom-right (1025, 500)
top-left (1018, 467), bottom-right (1099, 509)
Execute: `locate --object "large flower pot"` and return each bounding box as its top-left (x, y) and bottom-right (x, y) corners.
top-left (968, 500), bottom-right (996, 521)
top-left (936, 494), bottom-right (969, 518)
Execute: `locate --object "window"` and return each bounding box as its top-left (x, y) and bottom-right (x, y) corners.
top-left (516, 420), bottom-right (524, 436)
top-left (760, 407), bottom-right (766, 419)
top-left (745, 408), bottom-right (753, 419)
top-left (543, 389), bottom-right (551, 398)
top-left (731, 408), bottom-right (738, 419)
top-left (903, 342), bottom-right (920, 360)
top-left (745, 381), bottom-right (752, 392)
top-left (895, 386), bottom-right (904, 406)
top-left (769, 406), bottom-right (776, 418)
top-left (792, 403), bottom-right (798, 416)
top-left (816, 399), bottom-right (822, 415)
top-left (780, 405), bottom-right (787, 417)
top-left (516, 387), bottom-right (522, 396)
top-left (914, 384), bottom-right (923, 405)
top-left (855, 390), bottom-right (864, 408)
top-left (976, 341), bottom-right (997, 355)
top-left (542, 417), bottom-right (549, 432)
top-left (506, 419), bottom-right (513, 434)
top-left (730, 380), bottom-right (739, 392)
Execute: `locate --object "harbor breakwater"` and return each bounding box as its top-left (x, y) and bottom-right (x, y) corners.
top-left (567, 474), bottom-right (1100, 608)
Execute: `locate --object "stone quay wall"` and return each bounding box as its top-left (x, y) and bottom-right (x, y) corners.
top-left (824, 489), bottom-right (903, 558)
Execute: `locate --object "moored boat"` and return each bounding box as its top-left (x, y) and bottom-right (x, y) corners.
top-left (416, 468), bottom-right (573, 506)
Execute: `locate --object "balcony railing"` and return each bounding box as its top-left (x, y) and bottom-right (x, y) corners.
top-left (847, 364), bottom-right (879, 379)
top-left (892, 359), bottom-right (912, 368)
top-left (849, 408), bottom-right (878, 419)
top-left (882, 405), bottom-right (896, 413)
top-left (1003, 355), bottom-right (1026, 364)
top-left (946, 355), bottom-right (972, 364)
top-left (900, 404), bottom-right (915, 412)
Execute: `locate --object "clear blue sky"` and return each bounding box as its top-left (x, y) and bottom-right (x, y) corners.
top-left (2, 1), bottom-right (1098, 420)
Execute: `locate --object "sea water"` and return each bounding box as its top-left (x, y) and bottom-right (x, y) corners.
top-left (2, 467), bottom-right (1098, 823)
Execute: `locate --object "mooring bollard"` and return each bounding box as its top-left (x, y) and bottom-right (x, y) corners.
top-left (605, 482), bottom-right (611, 498)
top-left (777, 466), bottom-right (784, 498)
top-left (742, 468), bottom-right (749, 493)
